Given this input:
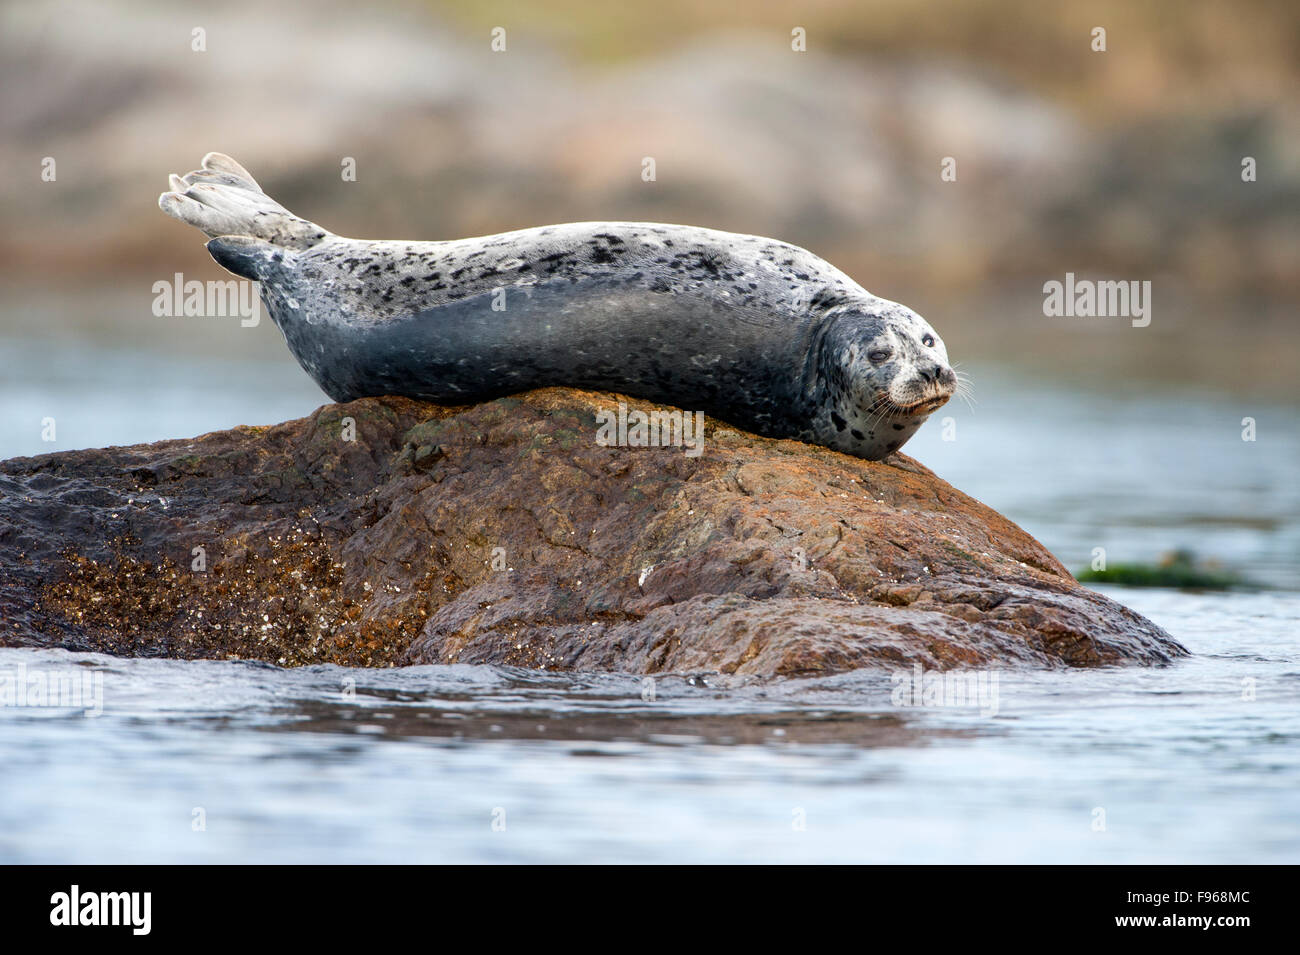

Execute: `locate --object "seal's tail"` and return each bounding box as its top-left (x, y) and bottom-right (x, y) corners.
top-left (157, 152), bottom-right (329, 253)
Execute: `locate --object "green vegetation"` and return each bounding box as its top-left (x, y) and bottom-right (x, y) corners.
top-left (1077, 550), bottom-right (1247, 590)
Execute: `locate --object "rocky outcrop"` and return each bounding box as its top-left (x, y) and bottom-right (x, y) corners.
top-left (0, 389), bottom-right (1185, 675)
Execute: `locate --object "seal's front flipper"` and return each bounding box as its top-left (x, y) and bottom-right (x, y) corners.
top-left (205, 235), bottom-right (285, 282)
top-left (158, 152), bottom-right (331, 251)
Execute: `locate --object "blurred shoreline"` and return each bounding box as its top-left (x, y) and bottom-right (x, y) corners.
top-left (4, 2), bottom-right (1297, 301)
top-left (4, 0), bottom-right (1296, 413)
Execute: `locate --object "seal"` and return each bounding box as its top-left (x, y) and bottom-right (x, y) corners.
top-left (159, 153), bottom-right (957, 460)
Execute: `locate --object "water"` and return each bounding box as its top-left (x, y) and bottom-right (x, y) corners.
top-left (1, 587), bottom-right (1297, 863)
top-left (902, 366), bottom-right (1300, 590)
top-left (0, 337), bottom-right (323, 458)
top-left (1, 339), bottom-right (1297, 862)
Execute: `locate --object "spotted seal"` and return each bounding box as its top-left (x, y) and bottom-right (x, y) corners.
top-left (159, 153), bottom-right (957, 460)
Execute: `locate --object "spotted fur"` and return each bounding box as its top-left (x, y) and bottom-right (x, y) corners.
top-left (159, 153), bottom-right (955, 460)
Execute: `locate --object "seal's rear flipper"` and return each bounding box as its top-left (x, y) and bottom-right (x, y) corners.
top-left (158, 152), bottom-right (330, 253)
top-left (205, 236), bottom-right (284, 282)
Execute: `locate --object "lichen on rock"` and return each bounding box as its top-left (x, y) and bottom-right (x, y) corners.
top-left (0, 388), bottom-right (1185, 675)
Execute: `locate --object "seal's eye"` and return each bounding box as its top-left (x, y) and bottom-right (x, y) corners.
top-left (921, 334), bottom-right (935, 347)
top-left (867, 349), bottom-right (891, 363)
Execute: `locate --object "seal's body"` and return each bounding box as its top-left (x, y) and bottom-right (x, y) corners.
top-left (160, 153), bottom-right (956, 460)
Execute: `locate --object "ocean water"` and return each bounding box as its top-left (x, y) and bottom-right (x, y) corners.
top-left (1, 339), bottom-right (1297, 863)
top-left (1, 587), bottom-right (1297, 863)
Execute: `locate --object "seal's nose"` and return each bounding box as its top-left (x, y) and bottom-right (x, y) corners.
top-left (918, 365), bottom-right (957, 388)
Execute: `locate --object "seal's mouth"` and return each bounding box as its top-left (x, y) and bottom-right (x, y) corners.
top-left (868, 391), bottom-right (952, 418)
top-left (892, 394), bottom-right (952, 417)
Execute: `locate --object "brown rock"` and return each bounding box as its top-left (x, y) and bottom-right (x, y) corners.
top-left (0, 389), bottom-right (1184, 674)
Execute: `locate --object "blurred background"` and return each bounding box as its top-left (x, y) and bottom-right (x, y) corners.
top-left (2, 0), bottom-right (1297, 584)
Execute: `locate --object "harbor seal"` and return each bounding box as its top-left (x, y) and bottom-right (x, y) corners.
top-left (159, 153), bottom-right (956, 460)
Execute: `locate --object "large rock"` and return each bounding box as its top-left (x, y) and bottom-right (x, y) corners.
top-left (0, 389), bottom-right (1184, 674)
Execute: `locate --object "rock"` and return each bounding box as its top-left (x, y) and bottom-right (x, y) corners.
top-left (0, 389), bottom-right (1185, 675)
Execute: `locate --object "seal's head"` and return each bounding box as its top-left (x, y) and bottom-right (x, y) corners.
top-left (815, 297), bottom-right (957, 460)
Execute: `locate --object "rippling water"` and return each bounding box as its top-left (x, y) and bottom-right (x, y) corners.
top-left (1, 340), bottom-right (1297, 862)
top-left (2, 588), bottom-right (1297, 863)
